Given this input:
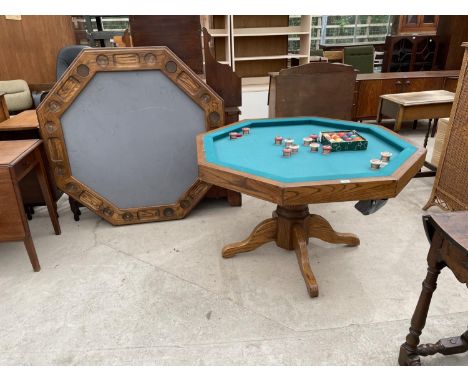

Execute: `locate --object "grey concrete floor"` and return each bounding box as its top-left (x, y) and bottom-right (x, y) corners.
top-left (1, 91), bottom-right (467, 365)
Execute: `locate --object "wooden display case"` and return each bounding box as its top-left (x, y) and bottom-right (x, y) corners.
top-left (382, 35), bottom-right (442, 73)
top-left (395, 16), bottom-right (439, 35)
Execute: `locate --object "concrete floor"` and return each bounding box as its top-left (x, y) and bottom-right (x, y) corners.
top-left (0, 90), bottom-right (467, 365)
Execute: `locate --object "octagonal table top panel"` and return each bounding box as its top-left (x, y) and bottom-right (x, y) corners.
top-left (61, 70), bottom-right (206, 208)
top-left (202, 117), bottom-right (418, 183)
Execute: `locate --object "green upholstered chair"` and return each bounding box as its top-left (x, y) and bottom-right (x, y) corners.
top-left (310, 48), bottom-right (324, 57)
top-left (343, 45), bottom-right (375, 74)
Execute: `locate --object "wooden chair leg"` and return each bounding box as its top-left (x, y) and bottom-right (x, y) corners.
top-left (399, 265), bottom-right (442, 366)
top-left (423, 119), bottom-right (433, 148)
top-left (24, 235), bottom-right (40, 272)
top-left (25, 205), bottom-right (33, 220)
top-left (413, 120), bottom-right (418, 130)
top-left (35, 159), bottom-right (61, 235)
top-left (394, 110), bottom-right (404, 132)
top-left (69, 197), bottom-right (82, 221)
top-left (376, 99), bottom-right (383, 124)
top-left (430, 118), bottom-right (439, 138)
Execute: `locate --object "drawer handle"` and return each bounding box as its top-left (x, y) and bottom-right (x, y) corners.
top-left (405, 80), bottom-right (411, 85)
top-left (395, 80), bottom-right (402, 85)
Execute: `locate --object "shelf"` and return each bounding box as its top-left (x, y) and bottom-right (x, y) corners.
top-left (208, 29), bottom-right (229, 37)
top-left (235, 54), bottom-right (308, 62)
top-left (233, 26), bottom-right (310, 37)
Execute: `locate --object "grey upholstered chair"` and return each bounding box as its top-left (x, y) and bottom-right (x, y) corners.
top-left (56, 45), bottom-right (89, 80)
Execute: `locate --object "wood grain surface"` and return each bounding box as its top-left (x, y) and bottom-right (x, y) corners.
top-left (0, 110), bottom-right (38, 131)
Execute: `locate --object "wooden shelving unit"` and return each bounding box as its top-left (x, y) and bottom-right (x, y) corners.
top-left (208, 15), bottom-right (311, 78)
top-left (207, 15), bottom-right (232, 66)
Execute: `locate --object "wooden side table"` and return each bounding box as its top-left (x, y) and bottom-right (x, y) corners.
top-left (0, 140), bottom-right (61, 271)
top-left (377, 90), bottom-right (455, 178)
top-left (399, 212), bottom-right (468, 366)
top-left (377, 90), bottom-right (454, 134)
top-left (0, 110), bottom-right (64, 218)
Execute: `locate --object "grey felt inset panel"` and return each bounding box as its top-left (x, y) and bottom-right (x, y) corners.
top-left (60, 71), bottom-right (206, 209)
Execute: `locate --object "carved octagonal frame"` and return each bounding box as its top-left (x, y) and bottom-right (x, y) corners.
top-left (37, 47), bottom-right (225, 225)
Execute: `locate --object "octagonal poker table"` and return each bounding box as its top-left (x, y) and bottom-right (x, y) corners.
top-left (197, 117), bottom-right (426, 298)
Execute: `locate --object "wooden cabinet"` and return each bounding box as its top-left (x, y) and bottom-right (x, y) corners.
top-left (398, 16), bottom-right (439, 34)
top-left (354, 70), bottom-right (459, 120)
top-left (382, 35), bottom-right (442, 72)
top-left (436, 16), bottom-right (468, 70)
top-left (129, 16), bottom-right (204, 74)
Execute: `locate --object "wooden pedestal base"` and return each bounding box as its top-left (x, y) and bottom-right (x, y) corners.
top-left (222, 205), bottom-right (360, 298)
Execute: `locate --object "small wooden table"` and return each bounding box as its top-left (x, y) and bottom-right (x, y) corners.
top-left (377, 90), bottom-right (455, 178)
top-left (399, 212), bottom-right (468, 366)
top-left (0, 110), bottom-right (65, 218)
top-left (377, 90), bottom-right (455, 134)
top-left (0, 140), bottom-right (61, 271)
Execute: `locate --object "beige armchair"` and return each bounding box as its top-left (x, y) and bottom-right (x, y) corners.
top-left (0, 79), bottom-right (34, 114)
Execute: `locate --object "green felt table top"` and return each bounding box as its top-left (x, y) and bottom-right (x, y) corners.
top-left (203, 117), bottom-right (418, 183)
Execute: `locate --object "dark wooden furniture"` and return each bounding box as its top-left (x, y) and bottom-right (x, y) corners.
top-left (382, 35), bottom-right (442, 73)
top-left (202, 28), bottom-right (243, 207)
top-left (425, 43), bottom-right (468, 211)
top-left (203, 28), bottom-right (242, 125)
top-left (399, 212), bottom-right (468, 366)
top-left (354, 70), bottom-right (459, 120)
top-left (129, 16), bottom-right (203, 74)
top-left (437, 16), bottom-right (468, 70)
top-left (0, 140), bottom-right (61, 271)
top-left (319, 42), bottom-right (385, 52)
top-left (268, 63), bottom-right (357, 120)
top-left (393, 16), bottom-right (439, 35)
top-left (37, 47), bottom-right (226, 226)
